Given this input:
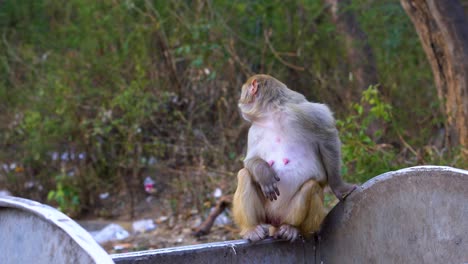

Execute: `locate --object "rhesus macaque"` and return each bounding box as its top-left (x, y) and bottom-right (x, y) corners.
top-left (233, 74), bottom-right (356, 242)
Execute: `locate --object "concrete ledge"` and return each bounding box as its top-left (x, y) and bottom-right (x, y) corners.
top-left (112, 166), bottom-right (468, 264)
top-left (0, 196), bottom-right (114, 264)
top-left (111, 238), bottom-right (316, 264)
top-left (1, 166), bottom-right (466, 263)
top-left (318, 166), bottom-right (468, 263)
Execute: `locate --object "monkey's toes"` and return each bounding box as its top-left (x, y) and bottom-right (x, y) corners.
top-left (243, 225), bottom-right (267, 242)
top-left (274, 224), bottom-right (299, 242)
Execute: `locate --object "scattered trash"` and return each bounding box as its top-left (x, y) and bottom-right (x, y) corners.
top-left (99, 192), bottom-right (110, 200)
top-left (213, 188), bottom-right (222, 198)
top-left (113, 243), bottom-right (133, 251)
top-left (144, 177), bottom-right (156, 194)
top-left (61, 153), bottom-right (69, 161)
top-left (168, 216), bottom-right (176, 228)
top-left (92, 223), bottom-right (129, 244)
top-left (0, 190), bottom-right (11, 196)
top-left (182, 228), bottom-right (192, 235)
top-left (148, 156), bottom-right (157, 165)
top-left (156, 216), bottom-right (169, 224)
top-left (24, 181), bottom-right (43, 191)
top-left (190, 209), bottom-right (198, 215)
top-left (24, 181), bottom-right (35, 189)
top-left (132, 219), bottom-right (157, 234)
top-left (191, 216), bottom-right (203, 228)
top-left (51, 152), bottom-right (59, 161)
top-left (214, 211), bottom-right (232, 226)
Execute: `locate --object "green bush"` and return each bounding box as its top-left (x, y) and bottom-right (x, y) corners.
top-left (0, 0), bottom-right (459, 216)
top-left (338, 86), bottom-right (400, 183)
top-left (47, 173), bottom-right (81, 216)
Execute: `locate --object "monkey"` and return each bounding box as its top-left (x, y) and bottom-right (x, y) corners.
top-left (232, 74), bottom-right (356, 242)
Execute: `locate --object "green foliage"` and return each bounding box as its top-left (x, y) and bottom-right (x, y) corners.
top-left (353, 0), bottom-right (439, 144)
top-left (0, 0), bottom-right (458, 216)
top-left (337, 86), bottom-right (400, 183)
top-left (47, 174), bottom-right (81, 216)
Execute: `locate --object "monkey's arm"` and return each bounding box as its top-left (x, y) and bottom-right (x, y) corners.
top-left (244, 157), bottom-right (280, 201)
top-left (294, 102), bottom-right (356, 200)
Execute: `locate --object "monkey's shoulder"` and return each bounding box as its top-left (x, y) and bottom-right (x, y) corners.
top-left (287, 102), bottom-right (335, 128)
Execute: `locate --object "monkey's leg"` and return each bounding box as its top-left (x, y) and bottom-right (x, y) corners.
top-left (299, 182), bottom-right (326, 238)
top-left (232, 168), bottom-right (267, 241)
top-left (274, 179), bottom-right (325, 241)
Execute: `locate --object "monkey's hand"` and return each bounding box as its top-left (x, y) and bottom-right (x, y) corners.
top-left (256, 168), bottom-right (281, 201)
top-left (245, 157), bottom-right (281, 201)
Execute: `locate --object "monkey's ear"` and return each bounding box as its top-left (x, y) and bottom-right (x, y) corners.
top-left (249, 79), bottom-right (258, 95)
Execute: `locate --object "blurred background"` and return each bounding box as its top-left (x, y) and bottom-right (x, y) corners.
top-left (0, 0), bottom-right (466, 253)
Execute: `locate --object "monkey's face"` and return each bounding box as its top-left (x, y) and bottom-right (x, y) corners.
top-left (238, 80), bottom-right (259, 122)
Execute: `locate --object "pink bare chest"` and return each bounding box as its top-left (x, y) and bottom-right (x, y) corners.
top-left (254, 129), bottom-right (316, 175)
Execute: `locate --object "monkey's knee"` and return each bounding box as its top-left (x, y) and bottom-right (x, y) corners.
top-left (236, 168), bottom-right (253, 185)
top-left (233, 168), bottom-right (265, 232)
top-left (300, 181), bottom-right (326, 236)
top-left (283, 180), bottom-right (324, 231)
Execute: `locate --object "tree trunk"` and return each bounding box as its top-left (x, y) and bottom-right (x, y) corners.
top-left (401, 0), bottom-right (468, 156)
top-left (326, 0), bottom-right (379, 97)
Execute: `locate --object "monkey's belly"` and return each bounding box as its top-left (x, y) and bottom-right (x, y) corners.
top-left (260, 140), bottom-right (326, 184)
top-left (264, 172), bottom-right (312, 227)
top-left (261, 144), bottom-right (325, 225)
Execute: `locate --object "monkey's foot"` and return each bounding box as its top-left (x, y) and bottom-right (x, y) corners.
top-left (243, 225), bottom-right (267, 242)
top-left (334, 184), bottom-right (358, 201)
top-left (273, 224), bottom-right (300, 242)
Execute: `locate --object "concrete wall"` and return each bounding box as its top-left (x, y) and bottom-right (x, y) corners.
top-left (112, 166), bottom-right (468, 264)
top-left (1, 166), bottom-right (467, 263)
top-left (0, 196), bottom-right (114, 264)
top-left (317, 166), bottom-right (468, 263)
top-left (112, 238), bottom-right (316, 264)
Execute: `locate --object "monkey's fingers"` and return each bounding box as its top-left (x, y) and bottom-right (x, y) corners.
top-left (260, 186), bottom-right (270, 200)
top-left (267, 189), bottom-right (277, 201)
top-left (273, 174), bottom-right (280, 182)
top-left (268, 184), bottom-right (280, 201)
top-left (273, 184), bottom-right (280, 196)
top-left (270, 184), bottom-right (280, 200)
top-left (263, 186), bottom-right (277, 201)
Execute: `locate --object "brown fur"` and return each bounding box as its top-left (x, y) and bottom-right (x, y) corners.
top-left (233, 169), bottom-right (326, 240)
top-left (233, 74), bottom-right (355, 241)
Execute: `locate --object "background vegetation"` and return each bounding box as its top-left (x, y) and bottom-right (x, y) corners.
top-left (0, 0), bottom-right (465, 218)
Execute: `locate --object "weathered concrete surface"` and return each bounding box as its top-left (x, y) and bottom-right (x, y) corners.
top-left (1, 166), bottom-right (466, 264)
top-left (0, 196), bottom-right (114, 264)
top-left (112, 166), bottom-right (468, 264)
top-left (317, 166), bottom-right (468, 264)
top-left (112, 238), bottom-right (316, 264)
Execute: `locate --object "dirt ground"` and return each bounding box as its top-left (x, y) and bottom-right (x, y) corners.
top-left (78, 193), bottom-right (239, 254)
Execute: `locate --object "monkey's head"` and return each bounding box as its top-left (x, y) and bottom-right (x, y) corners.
top-left (238, 74), bottom-right (305, 122)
